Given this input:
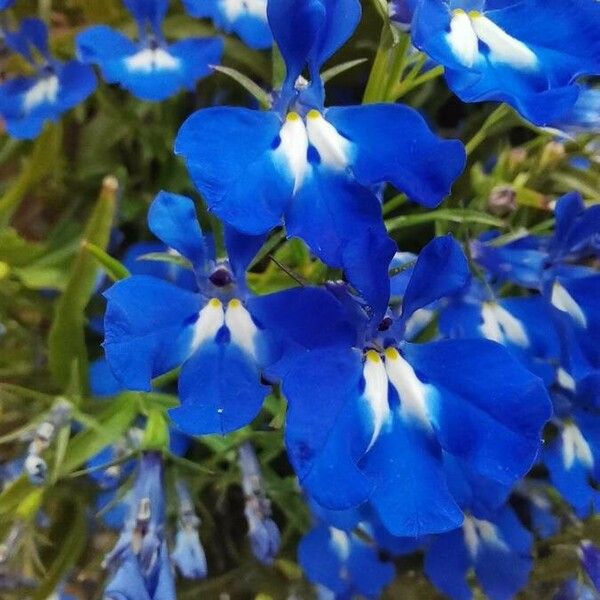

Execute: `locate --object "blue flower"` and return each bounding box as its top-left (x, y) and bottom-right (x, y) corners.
top-left (411, 0), bottom-right (600, 125)
top-left (0, 0), bottom-right (15, 8)
top-left (298, 522), bottom-right (395, 599)
top-left (175, 0), bottom-right (465, 318)
top-left (103, 452), bottom-right (176, 600)
top-left (0, 18), bottom-right (96, 139)
top-left (238, 442), bottom-right (280, 564)
top-left (182, 0), bottom-right (272, 49)
top-left (103, 191), bottom-right (280, 435)
top-left (424, 504), bottom-right (533, 600)
top-left (254, 235), bottom-right (551, 536)
top-left (76, 0), bottom-right (223, 101)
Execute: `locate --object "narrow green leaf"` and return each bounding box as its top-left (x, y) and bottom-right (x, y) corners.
top-left (386, 209), bottom-right (506, 232)
top-left (84, 241), bottom-right (130, 281)
top-left (321, 58), bottom-right (368, 83)
top-left (213, 65), bottom-right (271, 108)
top-left (138, 251), bottom-right (193, 269)
top-left (48, 176), bottom-right (118, 394)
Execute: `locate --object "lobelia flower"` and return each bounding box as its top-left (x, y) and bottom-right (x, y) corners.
top-left (171, 480), bottom-right (207, 579)
top-left (175, 0), bottom-right (466, 319)
top-left (410, 0), bottom-right (600, 125)
top-left (0, 18), bottom-right (96, 139)
top-left (298, 522), bottom-right (395, 600)
top-left (251, 235), bottom-right (551, 536)
top-left (182, 0), bottom-right (272, 50)
top-left (238, 442), bottom-right (280, 564)
top-left (76, 0), bottom-right (223, 102)
top-left (103, 191), bottom-right (281, 435)
top-left (103, 452), bottom-right (176, 600)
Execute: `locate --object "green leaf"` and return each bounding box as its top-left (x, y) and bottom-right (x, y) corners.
top-left (58, 394), bottom-right (138, 477)
top-left (84, 241), bottom-right (130, 281)
top-left (213, 65), bottom-right (271, 108)
top-left (138, 251), bottom-right (193, 269)
top-left (141, 409), bottom-right (170, 451)
top-left (321, 58), bottom-right (368, 83)
top-left (386, 209), bottom-right (506, 232)
top-left (48, 177), bottom-right (118, 393)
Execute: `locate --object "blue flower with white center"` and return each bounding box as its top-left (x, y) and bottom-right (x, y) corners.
top-left (175, 0), bottom-right (466, 320)
top-left (542, 410), bottom-right (600, 518)
top-left (103, 191), bottom-right (280, 435)
top-left (424, 504), bottom-right (533, 600)
top-left (0, 18), bottom-right (96, 139)
top-left (76, 0), bottom-right (223, 102)
top-left (254, 235), bottom-right (551, 536)
top-left (298, 522), bottom-right (395, 600)
top-left (103, 452), bottom-right (176, 600)
top-left (411, 0), bottom-right (600, 125)
top-left (182, 0), bottom-right (272, 49)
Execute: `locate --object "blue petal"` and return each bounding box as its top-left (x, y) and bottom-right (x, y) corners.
top-left (404, 339), bottom-right (551, 484)
top-left (348, 537), bottom-right (396, 598)
top-left (424, 529), bottom-right (472, 600)
top-left (148, 192), bottom-right (207, 270)
top-left (103, 276), bottom-right (201, 390)
top-left (0, 0), bottom-right (15, 9)
top-left (282, 347), bottom-right (373, 508)
top-left (400, 235), bottom-right (470, 323)
top-left (90, 358), bottom-right (123, 397)
top-left (123, 0), bottom-right (168, 32)
top-left (170, 339), bottom-right (269, 435)
top-left (5, 18), bottom-right (50, 61)
top-left (55, 60), bottom-right (97, 109)
top-left (363, 410), bottom-right (464, 537)
top-left (175, 108), bottom-right (289, 234)
top-left (581, 542), bottom-right (600, 592)
top-left (223, 226), bottom-right (267, 281)
top-left (267, 0), bottom-right (326, 88)
top-left (182, 0), bottom-right (272, 49)
top-left (326, 104), bottom-right (466, 208)
top-left (76, 25), bottom-right (137, 63)
top-left (474, 507), bottom-right (533, 600)
top-left (104, 549), bottom-right (154, 600)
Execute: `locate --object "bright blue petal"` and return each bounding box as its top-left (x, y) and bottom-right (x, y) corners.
top-left (348, 537), bottom-right (396, 598)
top-left (0, 0), bottom-right (15, 9)
top-left (175, 108), bottom-right (289, 234)
top-left (148, 192), bottom-right (207, 270)
top-left (246, 287), bottom-right (359, 354)
top-left (104, 549), bottom-right (154, 600)
top-left (6, 18), bottom-right (50, 60)
top-left (363, 410), bottom-right (464, 537)
top-left (170, 339), bottom-right (268, 435)
top-left (103, 276), bottom-right (201, 390)
top-left (168, 37), bottom-right (224, 89)
top-left (183, 0), bottom-right (272, 49)
top-left (474, 507), bottom-right (533, 600)
top-left (282, 347), bottom-right (373, 508)
top-left (404, 339), bottom-right (551, 484)
top-left (223, 226), bottom-right (267, 281)
top-left (123, 0), bottom-right (168, 32)
top-left (77, 25), bottom-right (138, 63)
top-left (400, 235), bottom-right (470, 323)
top-left (90, 358), bottom-right (123, 397)
top-left (326, 104), bottom-right (466, 208)
top-left (424, 529), bottom-right (472, 600)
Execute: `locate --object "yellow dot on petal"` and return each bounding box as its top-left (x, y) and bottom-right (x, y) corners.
top-left (384, 347), bottom-right (399, 361)
top-left (365, 350), bottom-right (381, 363)
top-left (452, 8), bottom-right (466, 15)
top-left (209, 298), bottom-right (222, 308)
top-left (286, 112), bottom-right (300, 122)
top-left (307, 109), bottom-right (321, 120)
top-left (468, 10), bottom-right (481, 17)
top-left (228, 298), bottom-right (242, 309)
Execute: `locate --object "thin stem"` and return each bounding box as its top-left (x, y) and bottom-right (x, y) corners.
top-left (465, 104), bottom-right (511, 156)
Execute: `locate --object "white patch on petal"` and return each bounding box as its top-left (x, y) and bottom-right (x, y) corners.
top-left (224, 298), bottom-right (260, 360)
top-left (447, 10), bottom-right (479, 68)
top-left (274, 112), bottom-right (310, 194)
top-left (562, 423), bottom-right (594, 470)
top-left (306, 110), bottom-right (353, 172)
top-left (480, 302), bottom-right (530, 348)
top-left (329, 528), bottom-right (351, 560)
top-left (551, 282), bottom-right (587, 328)
top-left (22, 75), bottom-right (59, 112)
top-left (470, 13), bottom-right (537, 70)
top-left (362, 351), bottom-right (390, 451)
top-left (125, 48), bottom-right (180, 73)
top-left (463, 516), bottom-right (509, 557)
top-left (384, 348), bottom-right (431, 428)
top-left (220, 0), bottom-right (267, 21)
top-left (557, 367), bottom-right (576, 392)
top-left (191, 298), bottom-right (225, 350)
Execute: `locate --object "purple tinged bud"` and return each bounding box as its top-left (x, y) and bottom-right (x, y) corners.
top-left (238, 442), bottom-right (281, 565)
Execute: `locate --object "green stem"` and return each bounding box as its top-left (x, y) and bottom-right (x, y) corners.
top-left (382, 193), bottom-right (407, 216)
top-left (465, 104), bottom-right (511, 156)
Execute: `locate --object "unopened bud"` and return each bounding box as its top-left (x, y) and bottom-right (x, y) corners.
top-left (488, 185), bottom-right (517, 217)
